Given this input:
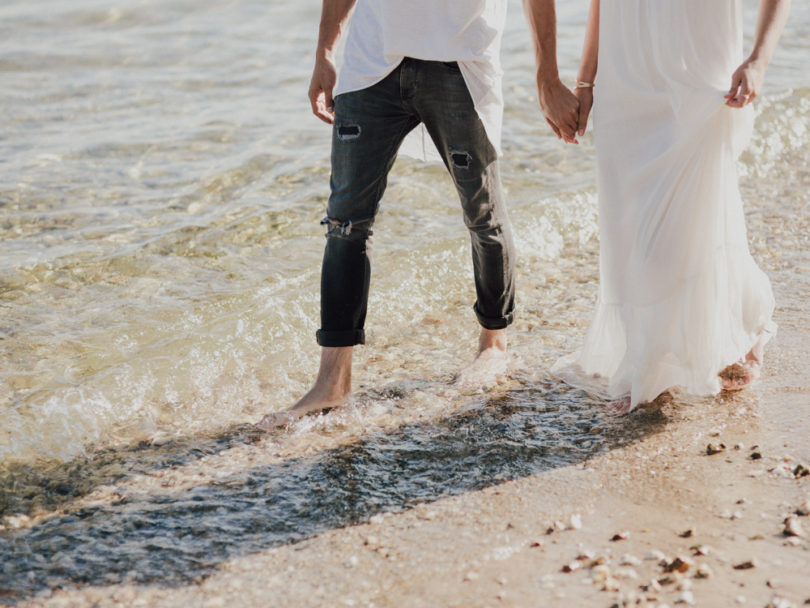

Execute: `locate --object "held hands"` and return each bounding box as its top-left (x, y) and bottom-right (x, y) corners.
top-left (537, 75), bottom-right (580, 143)
top-left (309, 55), bottom-right (338, 124)
top-left (574, 86), bottom-right (593, 137)
top-left (725, 58), bottom-right (766, 108)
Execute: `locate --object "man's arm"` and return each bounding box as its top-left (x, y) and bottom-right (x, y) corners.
top-left (522, 0), bottom-right (580, 143)
top-left (309, 0), bottom-right (357, 124)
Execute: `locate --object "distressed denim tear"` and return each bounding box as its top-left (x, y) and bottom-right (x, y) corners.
top-left (451, 150), bottom-right (471, 169)
top-left (337, 124), bottom-right (361, 142)
top-left (321, 217), bottom-right (353, 236)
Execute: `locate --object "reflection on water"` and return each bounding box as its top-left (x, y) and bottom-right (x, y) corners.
top-left (0, 383), bottom-right (670, 601)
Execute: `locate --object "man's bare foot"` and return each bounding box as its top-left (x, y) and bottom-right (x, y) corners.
top-left (454, 328), bottom-right (508, 392)
top-left (255, 346), bottom-right (352, 431)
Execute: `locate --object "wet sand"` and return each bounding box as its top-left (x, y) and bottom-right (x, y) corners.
top-left (3, 218), bottom-right (809, 607)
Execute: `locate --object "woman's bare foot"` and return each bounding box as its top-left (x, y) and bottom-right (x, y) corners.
top-left (606, 396), bottom-right (633, 415)
top-left (454, 328), bottom-right (508, 392)
top-left (719, 333), bottom-right (767, 391)
top-left (255, 346), bottom-right (352, 431)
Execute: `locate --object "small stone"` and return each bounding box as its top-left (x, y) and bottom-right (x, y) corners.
top-left (530, 540), bottom-right (544, 548)
top-left (794, 464), bottom-right (809, 479)
top-left (642, 579), bottom-right (663, 592)
top-left (562, 560), bottom-right (581, 573)
top-left (591, 565), bottom-right (611, 583)
top-left (733, 560), bottom-right (756, 570)
top-left (784, 536), bottom-right (802, 547)
top-left (589, 555), bottom-right (607, 568)
top-left (707, 443), bottom-right (726, 455)
top-left (695, 564), bottom-right (713, 579)
top-left (677, 590), bottom-right (695, 605)
top-left (568, 514), bottom-right (583, 530)
top-left (734, 443), bottom-right (744, 450)
top-left (663, 557), bottom-right (692, 573)
top-left (749, 534), bottom-right (765, 541)
top-left (620, 554), bottom-right (641, 566)
top-left (464, 571), bottom-right (479, 582)
top-left (783, 515), bottom-right (804, 537)
top-left (765, 598), bottom-right (796, 608)
top-left (575, 550), bottom-right (595, 561)
top-left (610, 531), bottom-right (629, 541)
top-left (646, 550), bottom-right (666, 561)
top-left (690, 544), bottom-right (710, 556)
top-left (613, 566), bottom-right (639, 580)
top-left (750, 451), bottom-right (763, 460)
top-left (795, 500), bottom-right (810, 516)
top-left (602, 577), bottom-right (620, 592)
top-left (679, 528), bottom-right (695, 538)
top-left (364, 535), bottom-right (379, 547)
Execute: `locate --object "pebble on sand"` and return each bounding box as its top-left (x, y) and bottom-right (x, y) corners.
top-left (610, 531), bottom-right (629, 541)
top-left (706, 443), bottom-right (726, 455)
top-left (783, 515), bottom-right (803, 537)
top-left (663, 557), bottom-right (692, 574)
top-left (695, 564), bottom-right (713, 579)
top-left (733, 560), bottom-right (756, 570)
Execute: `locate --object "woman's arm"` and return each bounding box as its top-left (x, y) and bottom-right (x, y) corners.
top-left (726, 0), bottom-right (790, 108)
top-left (575, 0), bottom-right (599, 136)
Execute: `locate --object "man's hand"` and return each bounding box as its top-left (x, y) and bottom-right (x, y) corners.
top-left (309, 56), bottom-right (338, 124)
top-left (537, 75), bottom-right (580, 143)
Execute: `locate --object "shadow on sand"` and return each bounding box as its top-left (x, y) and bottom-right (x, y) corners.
top-left (0, 382), bottom-right (671, 603)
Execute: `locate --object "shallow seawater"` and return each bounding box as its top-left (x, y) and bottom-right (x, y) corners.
top-left (1, 0), bottom-right (809, 600)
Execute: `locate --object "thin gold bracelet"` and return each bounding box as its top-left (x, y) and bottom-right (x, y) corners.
top-left (575, 81), bottom-right (595, 88)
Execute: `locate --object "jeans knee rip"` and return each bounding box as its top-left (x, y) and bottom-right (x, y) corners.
top-left (321, 217), bottom-right (358, 237)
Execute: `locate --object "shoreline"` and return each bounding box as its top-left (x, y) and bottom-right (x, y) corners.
top-left (3, 269), bottom-right (809, 607)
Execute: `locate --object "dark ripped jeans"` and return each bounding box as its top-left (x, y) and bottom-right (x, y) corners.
top-left (316, 57), bottom-right (516, 347)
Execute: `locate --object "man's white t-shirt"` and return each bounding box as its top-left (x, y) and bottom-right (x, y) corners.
top-left (334, 0), bottom-right (508, 158)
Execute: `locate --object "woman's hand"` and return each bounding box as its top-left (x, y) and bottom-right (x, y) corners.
top-left (725, 58), bottom-right (766, 108)
top-left (575, 86), bottom-right (593, 137)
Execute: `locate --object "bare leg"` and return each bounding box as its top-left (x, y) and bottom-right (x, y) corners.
top-left (454, 328), bottom-right (508, 391)
top-left (256, 346), bottom-right (353, 430)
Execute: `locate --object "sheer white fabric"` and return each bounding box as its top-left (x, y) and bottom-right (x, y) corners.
top-left (335, 0), bottom-right (507, 159)
top-left (554, 0), bottom-right (776, 410)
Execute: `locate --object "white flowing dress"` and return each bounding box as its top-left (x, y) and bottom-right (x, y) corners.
top-left (556, 0), bottom-right (776, 410)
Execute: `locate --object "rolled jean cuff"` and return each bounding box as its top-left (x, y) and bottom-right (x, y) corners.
top-left (474, 304), bottom-right (514, 330)
top-left (316, 328), bottom-right (365, 347)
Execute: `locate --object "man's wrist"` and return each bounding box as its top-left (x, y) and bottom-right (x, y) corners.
top-left (536, 68), bottom-right (562, 87)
